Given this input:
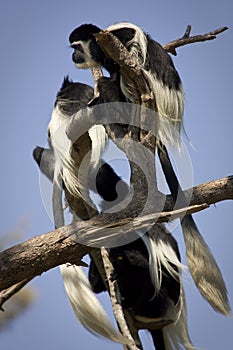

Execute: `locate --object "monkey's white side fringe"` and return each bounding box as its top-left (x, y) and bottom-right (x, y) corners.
top-left (60, 263), bottom-right (127, 343)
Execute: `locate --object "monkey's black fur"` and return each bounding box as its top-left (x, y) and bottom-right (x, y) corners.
top-left (34, 77), bottom-right (184, 349)
top-left (69, 23), bottom-right (182, 91)
top-left (68, 23), bottom-right (230, 320)
top-left (89, 231), bottom-right (181, 318)
top-left (89, 203), bottom-right (181, 350)
top-left (55, 76), bottom-right (94, 115)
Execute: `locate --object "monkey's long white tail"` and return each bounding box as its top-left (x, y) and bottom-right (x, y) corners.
top-left (143, 227), bottom-right (195, 349)
top-left (50, 139), bottom-right (125, 343)
top-left (163, 287), bottom-right (195, 350)
top-left (182, 216), bottom-right (231, 316)
top-left (157, 142), bottom-right (230, 316)
top-left (59, 263), bottom-right (126, 344)
top-left (88, 124), bottom-right (107, 168)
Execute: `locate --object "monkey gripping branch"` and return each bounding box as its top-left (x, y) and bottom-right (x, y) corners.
top-left (0, 23), bottom-right (232, 350)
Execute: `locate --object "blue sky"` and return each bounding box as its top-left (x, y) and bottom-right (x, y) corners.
top-left (0, 1), bottom-right (233, 349)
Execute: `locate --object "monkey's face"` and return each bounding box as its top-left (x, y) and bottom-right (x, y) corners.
top-left (70, 40), bottom-right (100, 69)
top-left (69, 24), bottom-right (105, 69)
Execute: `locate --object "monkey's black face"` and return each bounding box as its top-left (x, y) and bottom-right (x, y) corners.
top-left (69, 24), bottom-right (105, 69)
top-left (69, 23), bottom-right (121, 74)
top-left (70, 39), bottom-right (99, 69)
top-left (71, 43), bottom-right (85, 64)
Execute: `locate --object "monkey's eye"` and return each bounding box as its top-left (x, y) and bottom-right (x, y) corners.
top-left (70, 43), bottom-right (83, 51)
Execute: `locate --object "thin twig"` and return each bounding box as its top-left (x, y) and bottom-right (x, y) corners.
top-left (91, 67), bottom-right (103, 98)
top-left (0, 278), bottom-right (33, 311)
top-left (182, 25), bottom-right (192, 39)
top-left (163, 25), bottom-right (228, 55)
top-left (101, 249), bottom-right (142, 350)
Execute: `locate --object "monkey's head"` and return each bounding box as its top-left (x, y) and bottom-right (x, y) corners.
top-left (69, 24), bottom-right (118, 73)
top-left (69, 24), bottom-right (104, 69)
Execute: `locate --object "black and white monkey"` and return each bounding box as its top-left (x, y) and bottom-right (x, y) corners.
top-left (36, 77), bottom-right (127, 343)
top-left (34, 77), bottom-right (195, 349)
top-left (68, 22), bottom-right (230, 316)
top-left (34, 148), bottom-right (193, 350)
top-left (89, 225), bottom-right (194, 350)
top-left (69, 22), bottom-right (184, 146)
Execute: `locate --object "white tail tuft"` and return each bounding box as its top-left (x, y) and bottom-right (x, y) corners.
top-left (163, 288), bottom-right (196, 350)
top-left (60, 264), bottom-right (127, 344)
top-left (142, 228), bottom-right (186, 295)
top-left (182, 216), bottom-right (231, 316)
top-left (88, 124), bottom-right (108, 168)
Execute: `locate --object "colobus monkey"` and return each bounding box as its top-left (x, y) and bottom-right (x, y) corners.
top-left (47, 76), bottom-right (108, 216)
top-left (34, 77), bottom-right (194, 349)
top-left (89, 226), bottom-right (195, 350)
top-left (34, 144), bottom-right (194, 349)
top-left (43, 77), bottom-right (125, 343)
top-left (68, 22), bottom-right (230, 316)
top-left (69, 22), bottom-right (184, 147)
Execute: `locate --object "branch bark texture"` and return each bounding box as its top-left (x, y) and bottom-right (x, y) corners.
top-left (1, 176), bottom-right (232, 293)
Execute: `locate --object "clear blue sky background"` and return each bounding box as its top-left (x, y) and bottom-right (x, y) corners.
top-left (1, 1), bottom-right (233, 349)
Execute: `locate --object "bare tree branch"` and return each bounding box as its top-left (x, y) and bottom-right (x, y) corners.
top-left (165, 175), bottom-right (233, 210)
top-left (91, 68), bottom-right (139, 348)
top-left (163, 25), bottom-right (228, 55)
top-left (0, 175), bottom-right (232, 294)
top-left (94, 25), bottom-right (228, 108)
top-left (95, 31), bottom-right (155, 109)
top-left (163, 25), bottom-right (229, 55)
top-left (91, 67), bottom-right (141, 348)
top-left (0, 225), bottom-right (89, 293)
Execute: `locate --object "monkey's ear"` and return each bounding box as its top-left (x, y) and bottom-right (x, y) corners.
top-left (61, 76), bottom-right (73, 90)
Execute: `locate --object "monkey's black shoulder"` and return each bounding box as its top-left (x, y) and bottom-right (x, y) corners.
top-left (145, 35), bottom-right (182, 90)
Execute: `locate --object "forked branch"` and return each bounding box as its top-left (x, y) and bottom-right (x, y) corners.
top-left (163, 25), bottom-right (228, 55)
